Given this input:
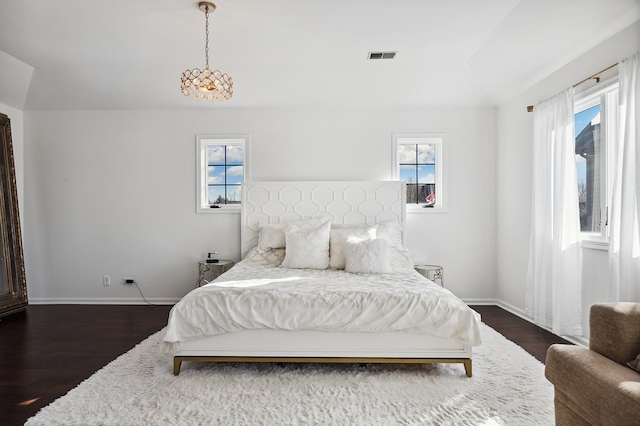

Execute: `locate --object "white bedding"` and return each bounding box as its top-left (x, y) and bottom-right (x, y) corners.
top-left (163, 251), bottom-right (482, 353)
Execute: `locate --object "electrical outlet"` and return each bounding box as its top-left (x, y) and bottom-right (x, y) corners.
top-left (123, 277), bottom-right (135, 285)
top-left (103, 275), bottom-right (110, 286)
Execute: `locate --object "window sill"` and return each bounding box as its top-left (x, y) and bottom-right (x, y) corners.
top-left (406, 205), bottom-right (447, 214)
top-left (580, 239), bottom-right (608, 251)
top-left (197, 206), bottom-right (241, 214)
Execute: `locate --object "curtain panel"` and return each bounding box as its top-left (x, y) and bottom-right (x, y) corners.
top-left (609, 51), bottom-right (640, 302)
top-left (526, 88), bottom-right (583, 336)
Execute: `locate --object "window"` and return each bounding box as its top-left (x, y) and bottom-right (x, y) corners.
top-left (196, 135), bottom-right (250, 213)
top-left (574, 78), bottom-right (618, 247)
top-left (392, 134), bottom-right (445, 211)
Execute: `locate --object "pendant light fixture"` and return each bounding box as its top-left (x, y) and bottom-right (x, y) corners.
top-left (181, 2), bottom-right (233, 101)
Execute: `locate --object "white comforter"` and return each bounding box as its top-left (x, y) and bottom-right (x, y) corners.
top-left (163, 258), bottom-right (482, 353)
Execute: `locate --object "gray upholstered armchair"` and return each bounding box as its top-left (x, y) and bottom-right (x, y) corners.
top-left (545, 303), bottom-right (640, 426)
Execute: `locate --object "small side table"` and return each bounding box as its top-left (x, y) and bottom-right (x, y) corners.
top-left (414, 264), bottom-right (444, 287)
top-left (197, 260), bottom-right (234, 287)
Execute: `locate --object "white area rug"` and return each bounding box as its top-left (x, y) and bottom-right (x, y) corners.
top-left (26, 324), bottom-right (554, 425)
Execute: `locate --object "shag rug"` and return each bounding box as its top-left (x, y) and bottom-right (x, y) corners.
top-left (26, 324), bottom-right (554, 425)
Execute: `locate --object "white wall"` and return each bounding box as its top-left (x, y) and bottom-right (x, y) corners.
top-left (23, 107), bottom-right (496, 303)
top-left (11, 19), bottom-right (640, 332)
top-left (496, 20), bottom-right (640, 338)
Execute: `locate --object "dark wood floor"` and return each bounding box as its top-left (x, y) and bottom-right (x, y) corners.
top-left (471, 305), bottom-right (572, 362)
top-left (0, 304), bottom-right (571, 425)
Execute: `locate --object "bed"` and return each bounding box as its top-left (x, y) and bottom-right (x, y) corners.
top-left (164, 181), bottom-right (482, 376)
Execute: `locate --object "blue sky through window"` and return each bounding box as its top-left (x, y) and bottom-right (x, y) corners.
top-left (575, 105), bottom-right (600, 135)
top-left (574, 104), bottom-right (601, 187)
top-left (206, 144), bottom-right (244, 204)
top-left (398, 144), bottom-right (436, 183)
top-left (398, 143), bottom-right (437, 204)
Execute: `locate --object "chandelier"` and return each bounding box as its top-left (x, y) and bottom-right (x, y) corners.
top-left (181, 2), bottom-right (233, 102)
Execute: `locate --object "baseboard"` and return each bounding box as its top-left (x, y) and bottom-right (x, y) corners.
top-left (494, 299), bottom-right (529, 320)
top-left (562, 335), bottom-right (589, 347)
top-left (460, 298), bottom-right (496, 305)
top-left (28, 297), bottom-right (179, 305)
top-left (463, 297), bottom-right (589, 348)
top-left (494, 299), bottom-right (588, 348)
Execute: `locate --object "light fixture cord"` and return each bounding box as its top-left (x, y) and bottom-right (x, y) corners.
top-left (204, 5), bottom-right (210, 69)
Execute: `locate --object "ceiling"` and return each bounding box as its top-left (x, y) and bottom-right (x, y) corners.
top-left (0, 0), bottom-right (638, 111)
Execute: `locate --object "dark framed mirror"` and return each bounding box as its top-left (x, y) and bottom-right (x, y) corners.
top-left (0, 113), bottom-right (27, 317)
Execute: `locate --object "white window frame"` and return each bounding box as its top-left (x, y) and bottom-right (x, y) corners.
top-left (574, 77), bottom-right (618, 250)
top-left (392, 133), bottom-right (446, 213)
top-left (196, 134), bottom-right (251, 214)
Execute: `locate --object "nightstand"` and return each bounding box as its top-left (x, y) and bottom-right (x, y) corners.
top-left (414, 264), bottom-right (444, 287)
top-left (197, 260), bottom-right (234, 287)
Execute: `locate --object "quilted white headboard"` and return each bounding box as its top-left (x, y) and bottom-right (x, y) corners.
top-left (241, 181), bottom-right (406, 257)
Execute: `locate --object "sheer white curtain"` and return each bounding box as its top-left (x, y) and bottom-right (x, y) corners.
top-left (526, 88), bottom-right (583, 336)
top-left (609, 52), bottom-right (640, 302)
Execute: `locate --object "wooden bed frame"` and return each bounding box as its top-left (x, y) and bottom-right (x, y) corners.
top-left (173, 329), bottom-right (473, 376)
top-left (173, 181), bottom-right (473, 376)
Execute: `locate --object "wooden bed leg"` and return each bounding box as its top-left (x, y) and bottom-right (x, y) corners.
top-left (463, 359), bottom-right (472, 377)
top-left (173, 357), bottom-right (182, 376)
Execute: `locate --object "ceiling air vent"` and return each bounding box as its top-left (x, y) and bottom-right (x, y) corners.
top-left (368, 51), bottom-right (397, 60)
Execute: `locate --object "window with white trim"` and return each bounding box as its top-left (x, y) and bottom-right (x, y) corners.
top-left (393, 134), bottom-right (445, 211)
top-left (574, 78), bottom-right (618, 247)
top-left (196, 135), bottom-right (250, 213)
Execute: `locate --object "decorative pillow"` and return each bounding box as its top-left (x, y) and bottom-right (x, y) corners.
top-left (243, 247), bottom-right (286, 267)
top-left (344, 237), bottom-right (392, 274)
top-left (376, 221), bottom-right (404, 248)
top-left (281, 218), bottom-right (332, 269)
top-left (256, 224), bottom-right (285, 253)
top-left (628, 353), bottom-right (640, 373)
top-left (256, 217), bottom-right (332, 253)
top-left (389, 246), bottom-right (415, 272)
top-left (329, 224), bottom-right (377, 270)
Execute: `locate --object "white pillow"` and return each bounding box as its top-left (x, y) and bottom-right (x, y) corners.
top-left (376, 221), bottom-right (404, 247)
top-left (256, 224), bottom-right (285, 253)
top-left (389, 247), bottom-right (415, 271)
top-left (329, 224), bottom-right (377, 269)
top-left (344, 238), bottom-right (392, 274)
top-left (281, 218), bottom-right (332, 269)
top-left (256, 218), bottom-right (332, 253)
top-left (243, 247), bottom-right (286, 267)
